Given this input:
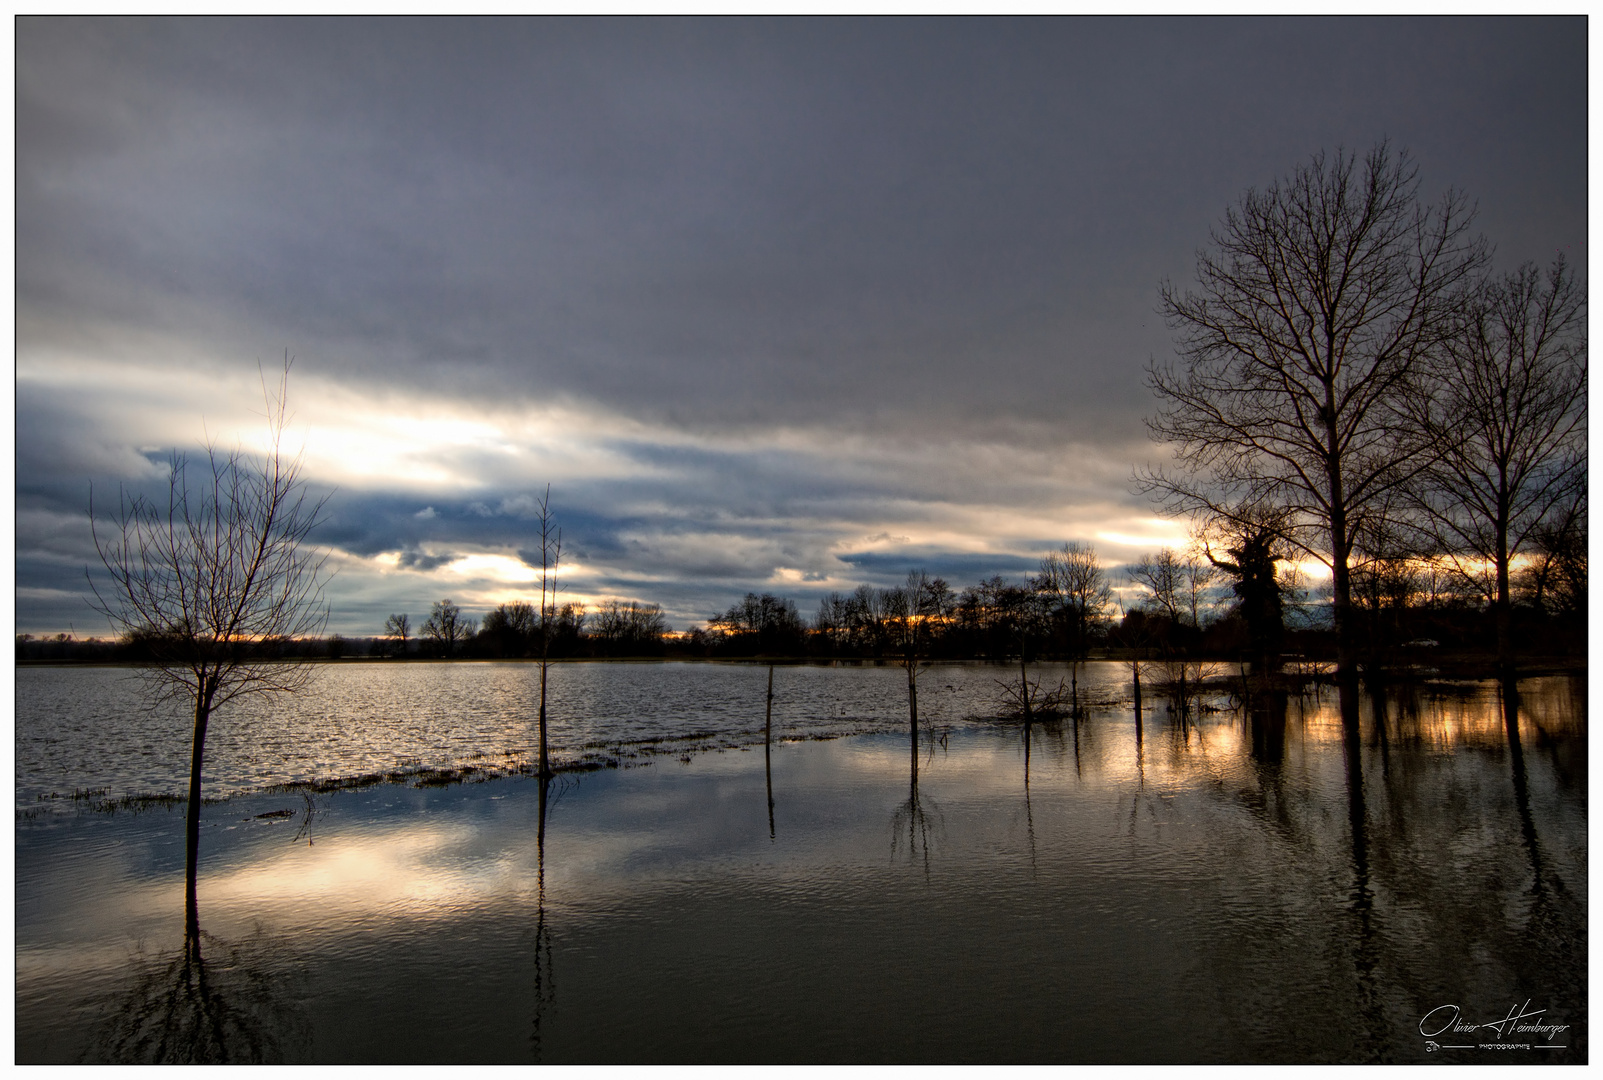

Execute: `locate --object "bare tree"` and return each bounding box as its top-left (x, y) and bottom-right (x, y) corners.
top-left (1036, 540), bottom-right (1111, 717)
top-left (1143, 142), bottom-right (1485, 676)
top-left (1126, 548), bottom-right (1215, 708)
top-left (884, 570), bottom-right (945, 777)
top-left (1518, 490), bottom-right (1587, 623)
top-left (1348, 499), bottom-right (1425, 662)
top-left (1413, 256), bottom-right (1586, 671)
top-left (89, 362), bottom-right (329, 930)
top-left (383, 612), bottom-right (411, 657)
top-left (590, 599), bottom-right (667, 655)
top-left (1128, 549), bottom-right (1187, 625)
top-left (481, 600), bottom-right (538, 657)
top-left (533, 487), bottom-right (562, 778)
top-left (421, 599), bottom-right (473, 656)
top-left (707, 592), bottom-right (807, 655)
top-left (1128, 548), bottom-right (1216, 630)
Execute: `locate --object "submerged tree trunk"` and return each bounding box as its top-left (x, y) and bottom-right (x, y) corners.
top-left (1018, 653), bottom-right (1034, 724)
top-left (185, 684), bottom-right (214, 938)
top-left (907, 663), bottom-right (919, 783)
top-left (531, 772), bottom-right (553, 1060)
top-left (538, 660), bottom-right (551, 778)
top-left (765, 665), bottom-right (775, 839)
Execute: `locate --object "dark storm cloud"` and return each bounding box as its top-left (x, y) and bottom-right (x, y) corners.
top-left (15, 17), bottom-right (1586, 633)
top-left (20, 18), bottom-right (1584, 433)
top-left (394, 548), bottom-right (462, 572)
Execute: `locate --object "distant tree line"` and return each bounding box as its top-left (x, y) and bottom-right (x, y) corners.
top-left (373, 597), bottom-right (671, 659)
top-left (26, 512), bottom-right (1582, 669)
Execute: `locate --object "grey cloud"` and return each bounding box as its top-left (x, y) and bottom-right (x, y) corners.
top-left (18, 18), bottom-right (1584, 440)
top-left (394, 548), bottom-right (462, 572)
top-left (14, 17), bottom-right (1586, 634)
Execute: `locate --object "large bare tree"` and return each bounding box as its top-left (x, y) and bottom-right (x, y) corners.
top-left (90, 363), bottom-right (330, 929)
top-left (1143, 143), bottom-right (1485, 676)
top-left (1413, 256), bottom-right (1586, 671)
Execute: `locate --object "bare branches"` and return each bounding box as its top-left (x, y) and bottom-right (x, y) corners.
top-left (1141, 143), bottom-right (1487, 673)
top-left (421, 599), bottom-right (474, 656)
top-left (534, 486), bottom-right (561, 777)
top-left (534, 486), bottom-right (562, 657)
top-left (87, 358), bottom-right (330, 918)
top-left (1407, 256), bottom-right (1587, 665)
top-left (383, 613), bottom-right (411, 655)
top-left (1036, 541), bottom-right (1112, 644)
top-left (89, 363), bottom-right (331, 711)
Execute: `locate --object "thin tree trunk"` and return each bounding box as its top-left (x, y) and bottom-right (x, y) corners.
top-left (185, 687), bottom-right (212, 938)
top-left (1324, 372), bottom-right (1357, 680)
top-left (1328, 501), bottom-right (1358, 679)
top-left (907, 663), bottom-right (919, 783)
top-left (538, 660), bottom-right (551, 777)
top-left (765, 665), bottom-right (775, 838)
top-left (1495, 506), bottom-right (1513, 675)
top-left (1019, 652), bottom-right (1034, 724)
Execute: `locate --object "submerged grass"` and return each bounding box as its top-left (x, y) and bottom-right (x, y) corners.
top-left (20, 791), bottom-right (213, 819)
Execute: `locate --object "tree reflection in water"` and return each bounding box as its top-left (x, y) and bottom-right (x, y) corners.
top-left (1341, 677), bottom-right (1385, 1062)
top-left (1021, 718), bottom-right (1037, 876)
top-left (529, 773), bottom-right (557, 1062)
top-left (1502, 676), bottom-right (1544, 893)
top-left (97, 904), bottom-right (306, 1064)
top-left (1499, 676), bottom-right (1586, 1041)
top-left (891, 720), bottom-right (943, 877)
top-left (765, 664), bottom-right (776, 840)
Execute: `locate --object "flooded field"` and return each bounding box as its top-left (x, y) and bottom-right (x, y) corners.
top-left (16, 659), bottom-right (1114, 807)
top-left (14, 662), bottom-right (1587, 1062)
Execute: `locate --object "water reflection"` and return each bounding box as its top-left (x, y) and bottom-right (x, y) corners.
top-left (1247, 687), bottom-right (1286, 764)
top-left (891, 719), bottom-right (942, 875)
top-left (1022, 719), bottom-right (1037, 875)
top-left (97, 907), bottom-right (307, 1064)
top-left (530, 775), bottom-right (554, 1061)
top-left (22, 660), bottom-right (1115, 808)
top-left (291, 793), bottom-right (323, 846)
top-left (15, 672), bottom-right (1586, 1064)
top-left (1502, 676), bottom-right (1543, 895)
top-left (1340, 678), bottom-right (1385, 1061)
top-left (765, 665), bottom-right (776, 840)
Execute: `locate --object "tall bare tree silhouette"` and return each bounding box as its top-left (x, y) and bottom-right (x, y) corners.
top-left (1143, 143), bottom-right (1485, 676)
top-left (90, 360), bottom-right (329, 931)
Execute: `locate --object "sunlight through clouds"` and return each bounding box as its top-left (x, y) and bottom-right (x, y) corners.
top-left (15, 19), bottom-right (1583, 635)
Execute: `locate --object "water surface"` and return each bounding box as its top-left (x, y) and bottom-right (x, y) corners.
top-left (17, 659), bottom-right (1122, 806)
top-left (14, 663), bottom-right (1587, 1062)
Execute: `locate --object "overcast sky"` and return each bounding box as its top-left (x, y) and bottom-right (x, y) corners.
top-left (16, 16), bottom-right (1588, 636)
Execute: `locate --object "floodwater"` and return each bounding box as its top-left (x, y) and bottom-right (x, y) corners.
top-left (16, 659), bottom-right (1104, 807)
top-left (14, 662), bottom-right (1588, 1063)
